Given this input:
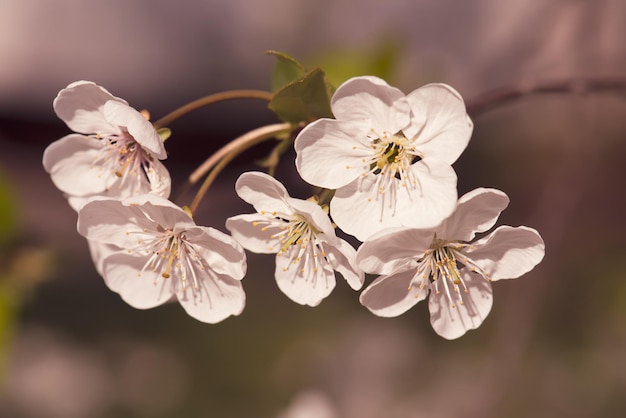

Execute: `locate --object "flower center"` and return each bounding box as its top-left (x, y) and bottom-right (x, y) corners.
top-left (255, 212), bottom-right (318, 253)
top-left (370, 132), bottom-right (420, 178)
top-left (253, 211), bottom-right (327, 276)
top-left (356, 130), bottom-right (425, 221)
top-left (91, 132), bottom-right (155, 190)
top-left (408, 237), bottom-right (493, 308)
top-left (130, 226), bottom-right (204, 293)
top-left (409, 238), bottom-right (468, 309)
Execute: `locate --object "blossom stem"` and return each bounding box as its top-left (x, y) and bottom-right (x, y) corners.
top-left (316, 188), bottom-right (335, 205)
top-left (188, 123), bottom-right (293, 214)
top-left (153, 90), bottom-right (274, 129)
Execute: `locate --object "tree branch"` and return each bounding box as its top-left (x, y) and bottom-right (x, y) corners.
top-left (466, 77), bottom-right (626, 117)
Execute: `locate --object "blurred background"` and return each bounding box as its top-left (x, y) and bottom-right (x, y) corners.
top-left (1, 0), bottom-right (626, 417)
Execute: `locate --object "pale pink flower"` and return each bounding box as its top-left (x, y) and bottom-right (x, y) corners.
top-left (294, 76), bottom-right (473, 241)
top-left (357, 188), bottom-right (545, 339)
top-left (43, 81), bottom-right (170, 210)
top-left (226, 172), bottom-right (363, 307)
top-left (78, 194), bottom-right (246, 324)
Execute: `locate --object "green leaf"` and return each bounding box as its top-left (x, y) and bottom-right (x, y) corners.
top-left (268, 68), bottom-right (334, 124)
top-left (266, 50), bottom-right (306, 92)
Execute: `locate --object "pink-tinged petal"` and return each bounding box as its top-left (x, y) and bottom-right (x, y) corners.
top-left (102, 253), bottom-right (175, 309)
top-left (439, 188), bottom-right (510, 241)
top-left (234, 172), bottom-right (293, 215)
top-left (120, 195), bottom-right (193, 229)
top-left (356, 228), bottom-right (432, 275)
top-left (294, 118), bottom-right (372, 189)
top-left (330, 177), bottom-right (393, 241)
top-left (331, 76), bottom-right (412, 133)
top-left (103, 101), bottom-right (166, 159)
top-left (43, 134), bottom-right (109, 196)
top-left (87, 239), bottom-right (120, 278)
top-left (287, 197), bottom-right (335, 236)
top-left (391, 160), bottom-right (458, 228)
top-left (331, 160), bottom-right (457, 241)
top-left (54, 81), bottom-right (126, 134)
top-left (226, 214), bottom-right (286, 254)
top-left (359, 269), bottom-right (426, 317)
top-left (466, 226), bottom-right (545, 281)
top-left (176, 271), bottom-right (246, 323)
top-left (274, 245), bottom-right (336, 306)
top-left (104, 163), bottom-right (171, 203)
top-left (67, 195), bottom-right (91, 212)
top-left (322, 238), bottom-right (364, 290)
top-left (182, 226), bottom-right (247, 280)
top-left (145, 159), bottom-right (172, 198)
top-left (429, 271), bottom-right (493, 340)
top-left (77, 198), bottom-right (159, 247)
top-left (407, 83), bottom-right (472, 164)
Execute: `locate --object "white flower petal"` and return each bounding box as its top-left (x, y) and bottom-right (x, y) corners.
top-left (287, 197), bottom-right (335, 236)
top-left (234, 171), bottom-right (293, 215)
top-left (359, 269), bottom-right (425, 317)
top-left (406, 83), bottom-right (472, 164)
top-left (103, 100), bottom-right (167, 159)
top-left (295, 118), bottom-right (372, 189)
top-left (392, 160), bottom-right (458, 226)
top-left (42, 134), bottom-right (109, 196)
top-left (182, 226), bottom-right (247, 280)
top-left (79, 195), bottom-right (194, 249)
top-left (103, 253), bottom-right (175, 309)
top-left (67, 195), bottom-right (91, 212)
top-left (177, 271), bottom-right (246, 323)
top-left (466, 226), bottom-right (545, 281)
top-left (87, 239), bottom-right (120, 278)
top-left (356, 228), bottom-right (432, 275)
top-left (275, 245), bottom-right (336, 306)
top-left (53, 81), bottom-right (126, 135)
top-left (438, 188), bottom-right (510, 241)
top-left (331, 76), bottom-right (412, 133)
top-left (125, 194), bottom-right (193, 227)
top-left (145, 159), bottom-right (172, 198)
top-left (226, 214), bottom-right (286, 254)
top-left (77, 198), bottom-right (156, 247)
top-left (330, 159), bottom-right (457, 241)
top-left (428, 271), bottom-right (493, 339)
top-left (329, 178), bottom-right (388, 241)
top-left (322, 238), bottom-right (364, 290)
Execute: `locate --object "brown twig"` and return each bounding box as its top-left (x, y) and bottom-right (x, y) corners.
top-left (466, 76), bottom-right (626, 117)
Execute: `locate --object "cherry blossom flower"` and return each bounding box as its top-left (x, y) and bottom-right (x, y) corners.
top-left (43, 81), bottom-right (170, 210)
top-left (294, 76), bottom-right (473, 241)
top-left (357, 188), bottom-right (545, 339)
top-left (77, 194), bottom-right (247, 324)
top-left (225, 172), bottom-right (364, 306)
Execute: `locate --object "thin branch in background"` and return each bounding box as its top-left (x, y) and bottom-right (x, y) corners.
top-left (466, 77), bottom-right (626, 117)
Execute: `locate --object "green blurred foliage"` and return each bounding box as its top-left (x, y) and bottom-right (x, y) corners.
top-left (0, 170), bottom-right (18, 246)
top-left (0, 169), bottom-right (55, 385)
top-left (307, 41), bottom-right (401, 89)
top-left (0, 169), bottom-right (20, 383)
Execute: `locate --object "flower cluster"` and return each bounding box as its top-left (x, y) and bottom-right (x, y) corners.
top-left (44, 60), bottom-right (544, 338)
